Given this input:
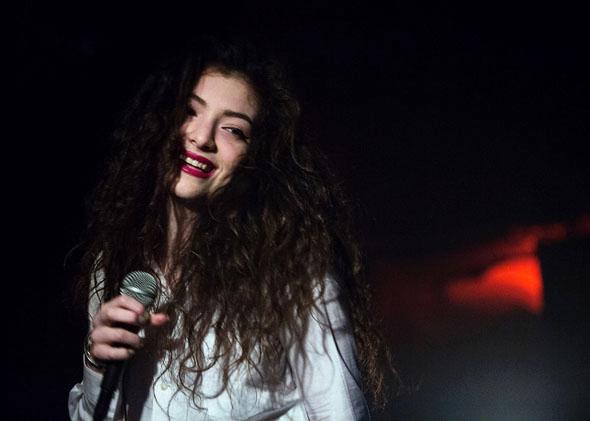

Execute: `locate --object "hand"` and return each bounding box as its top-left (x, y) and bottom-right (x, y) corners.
top-left (88, 295), bottom-right (169, 363)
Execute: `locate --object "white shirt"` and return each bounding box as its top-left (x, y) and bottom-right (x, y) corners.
top-left (68, 273), bottom-right (369, 420)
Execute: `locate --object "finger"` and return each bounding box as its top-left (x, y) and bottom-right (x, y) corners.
top-left (94, 306), bottom-right (144, 329)
top-left (91, 326), bottom-right (143, 350)
top-left (91, 342), bottom-right (137, 362)
top-left (149, 313), bottom-right (170, 327)
top-left (109, 294), bottom-right (146, 314)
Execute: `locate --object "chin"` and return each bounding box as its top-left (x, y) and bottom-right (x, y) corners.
top-left (173, 187), bottom-right (206, 202)
top-left (170, 191), bottom-right (207, 215)
top-left (172, 179), bottom-right (207, 201)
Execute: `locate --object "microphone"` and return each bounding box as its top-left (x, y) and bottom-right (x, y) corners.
top-left (93, 271), bottom-right (159, 421)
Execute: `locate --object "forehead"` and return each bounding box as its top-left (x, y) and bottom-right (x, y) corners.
top-left (193, 70), bottom-right (259, 118)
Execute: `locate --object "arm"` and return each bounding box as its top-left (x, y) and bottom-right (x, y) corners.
top-left (68, 271), bottom-right (168, 420)
top-left (285, 274), bottom-right (370, 420)
top-left (68, 272), bottom-right (124, 421)
top-left (68, 358), bottom-right (124, 421)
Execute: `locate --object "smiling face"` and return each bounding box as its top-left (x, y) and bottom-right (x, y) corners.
top-left (172, 69), bottom-right (259, 203)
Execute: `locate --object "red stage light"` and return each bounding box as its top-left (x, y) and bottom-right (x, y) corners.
top-left (445, 256), bottom-right (543, 315)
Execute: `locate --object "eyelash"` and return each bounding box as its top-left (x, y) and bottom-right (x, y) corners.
top-left (186, 107), bottom-right (250, 142)
top-left (223, 127), bottom-right (249, 142)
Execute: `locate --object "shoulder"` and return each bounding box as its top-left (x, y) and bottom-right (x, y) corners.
top-left (307, 272), bottom-right (352, 332)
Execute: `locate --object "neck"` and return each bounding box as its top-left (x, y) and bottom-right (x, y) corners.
top-left (162, 198), bottom-right (199, 280)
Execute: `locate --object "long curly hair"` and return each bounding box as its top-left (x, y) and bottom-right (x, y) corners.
top-left (75, 36), bottom-right (393, 409)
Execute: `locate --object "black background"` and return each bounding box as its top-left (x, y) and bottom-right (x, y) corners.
top-left (8, 2), bottom-right (590, 420)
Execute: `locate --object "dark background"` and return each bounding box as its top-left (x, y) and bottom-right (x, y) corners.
top-left (9, 2), bottom-right (590, 420)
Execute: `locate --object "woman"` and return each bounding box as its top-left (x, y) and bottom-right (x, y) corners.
top-left (69, 37), bottom-right (390, 420)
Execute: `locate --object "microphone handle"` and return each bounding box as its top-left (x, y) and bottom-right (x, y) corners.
top-left (93, 360), bottom-right (126, 421)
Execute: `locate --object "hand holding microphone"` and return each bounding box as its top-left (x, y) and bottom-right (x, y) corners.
top-left (88, 296), bottom-right (168, 366)
top-left (89, 271), bottom-right (168, 421)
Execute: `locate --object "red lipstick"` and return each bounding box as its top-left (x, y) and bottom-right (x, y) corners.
top-left (180, 150), bottom-right (216, 179)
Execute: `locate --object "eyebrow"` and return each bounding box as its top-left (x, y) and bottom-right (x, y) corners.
top-left (190, 94), bottom-right (254, 125)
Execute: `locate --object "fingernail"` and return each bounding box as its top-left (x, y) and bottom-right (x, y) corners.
top-left (128, 348), bottom-right (136, 357)
top-left (137, 311), bottom-right (149, 325)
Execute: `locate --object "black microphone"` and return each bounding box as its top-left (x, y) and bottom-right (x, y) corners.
top-left (93, 271), bottom-right (159, 421)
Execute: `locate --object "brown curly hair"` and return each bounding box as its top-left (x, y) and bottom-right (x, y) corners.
top-left (75, 36), bottom-right (393, 410)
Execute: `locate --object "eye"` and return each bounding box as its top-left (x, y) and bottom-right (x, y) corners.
top-left (222, 126), bottom-right (250, 142)
top-left (186, 106), bottom-right (197, 117)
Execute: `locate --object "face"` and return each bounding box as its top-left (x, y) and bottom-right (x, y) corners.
top-left (173, 69), bottom-right (258, 203)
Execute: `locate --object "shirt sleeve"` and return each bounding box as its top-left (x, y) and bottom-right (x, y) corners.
top-left (285, 274), bottom-right (370, 420)
top-left (68, 269), bottom-right (124, 421)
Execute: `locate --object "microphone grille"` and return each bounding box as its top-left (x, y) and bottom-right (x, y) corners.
top-left (120, 271), bottom-right (159, 307)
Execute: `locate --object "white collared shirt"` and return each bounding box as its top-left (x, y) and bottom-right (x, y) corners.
top-left (68, 273), bottom-right (369, 420)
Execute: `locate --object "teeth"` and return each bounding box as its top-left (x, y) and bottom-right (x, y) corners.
top-left (181, 155), bottom-right (210, 171)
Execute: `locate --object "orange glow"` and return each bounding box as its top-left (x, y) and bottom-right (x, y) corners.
top-left (373, 217), bottom-right (590, 340)
top-left (445, 256), bottom-right (544, 315)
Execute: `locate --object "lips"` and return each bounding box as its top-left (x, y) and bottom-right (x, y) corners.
top-left (180, 150), bottom-right (216, 178)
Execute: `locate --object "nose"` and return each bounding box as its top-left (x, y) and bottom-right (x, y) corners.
top-left (186, 118), bottom-right (216, 151)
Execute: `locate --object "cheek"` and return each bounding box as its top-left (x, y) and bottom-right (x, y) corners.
top-left (220, 144), bottom-right (248, 170)
top-left (180, 120), bottom-right (191, 137)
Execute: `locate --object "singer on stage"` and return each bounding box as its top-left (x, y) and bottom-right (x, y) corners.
top-left (69, 37), bottom-right (390, 420)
